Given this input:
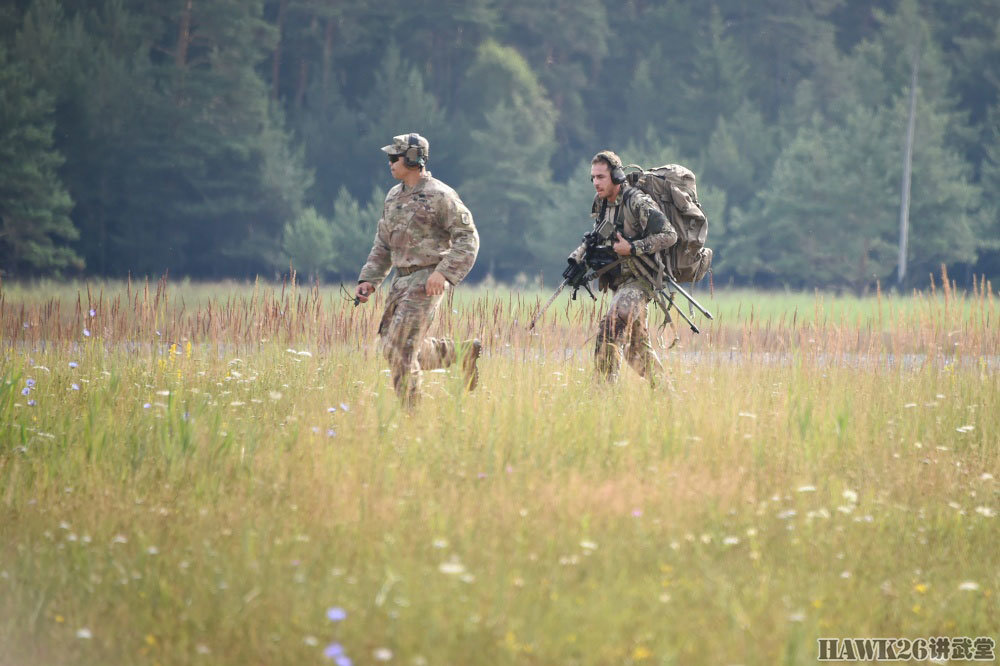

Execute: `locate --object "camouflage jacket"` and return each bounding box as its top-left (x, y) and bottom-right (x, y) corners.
top-left (358, 171), bottom-right (479, 287)
top-left (591, 185), bottom-right (676, 254)
top-left (571, 185), bottom-right (676, 260)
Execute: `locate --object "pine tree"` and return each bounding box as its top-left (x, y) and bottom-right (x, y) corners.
top-left (0, 45), bottom-right (80, 275)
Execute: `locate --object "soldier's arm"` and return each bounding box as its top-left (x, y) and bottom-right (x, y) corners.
top-left (435, 195), bottom-right (479, 285)
top-left (357, 215), bottom-right (393, 287)
top-left (631, 197), bottom-right (677, 255)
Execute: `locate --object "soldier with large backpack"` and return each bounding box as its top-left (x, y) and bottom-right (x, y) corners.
top-left (568, 150), bottom-right (678, 386)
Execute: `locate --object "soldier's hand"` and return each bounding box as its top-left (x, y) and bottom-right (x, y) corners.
top-left (613, 232), bottom-right (633, 256)
top-left (425, 270), bottom-right (448, 296)
top-left (355, 282), bottom-right (375, 303)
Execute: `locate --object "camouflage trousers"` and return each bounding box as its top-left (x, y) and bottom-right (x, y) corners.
top-left (594, 280), bottom-right (664, 385)
top-left (377, 268), bottom-right (459, 406)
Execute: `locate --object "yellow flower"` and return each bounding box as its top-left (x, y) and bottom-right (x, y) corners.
top-left (54, 615), bottom-right (64, 623)
top-left (632, 645), bottom-right (652, 660)
top-left (914, 583), bottom-right (928, 594)
top-left (812, 598), bottom-right (823, 609)
top-left (912, 604), bottom-right (921, 614)
top-left (145, 634), bottom-right (157, 646)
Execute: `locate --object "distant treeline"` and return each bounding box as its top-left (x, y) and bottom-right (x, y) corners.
top-left (1, 0), bottom-right (998, 289)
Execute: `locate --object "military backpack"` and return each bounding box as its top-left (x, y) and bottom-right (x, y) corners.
top-left (624, 164), bottom-right (712, 284)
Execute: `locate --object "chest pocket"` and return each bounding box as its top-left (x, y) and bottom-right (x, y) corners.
top-left (388, 194), bottom-right (436, 243)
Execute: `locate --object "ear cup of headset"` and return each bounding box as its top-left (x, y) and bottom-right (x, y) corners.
top-left (403, 134), bottom-right (425, 168)
top-left (611, 165), bottom-right (626, 184)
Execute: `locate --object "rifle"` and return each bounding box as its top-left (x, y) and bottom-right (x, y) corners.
top-left (527, 230), bottom-right (617, 330)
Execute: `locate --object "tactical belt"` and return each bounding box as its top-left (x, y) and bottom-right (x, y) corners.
top-left (395, 263), bottom-right (438, 277)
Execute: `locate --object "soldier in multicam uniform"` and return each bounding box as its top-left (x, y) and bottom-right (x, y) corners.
top-left (571, 150), bottom-right (677, 385)
top-left (355, 133), bottom-right (481, 406)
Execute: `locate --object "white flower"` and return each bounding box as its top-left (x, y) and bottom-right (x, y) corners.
top-left (579, 540), bottom-right (598, 550)
top-left (842, 489), bottom-right (858, 503)
top-left (738, 412), bottom-right (757, 419)
top-left (956, 425), bottom-right (975, 433)
top-left (974, 506), bottom-right (995, 518)
top-left (722, 536), bottom-right (740, 546)
top-left (439, 558), bottom-right (466, 575)
top-left (432, 538), bottom-right (448, 549)
top-left (373, 647), bottom-right (393, 661)
top-left (797, 485), bottom-right (816, 493)
top-left (958, 581), bottom-right (980, 591)
top-left (788, 611), bottom-right (806, 622)
top-left (76, 628), bottom-right (93, 639)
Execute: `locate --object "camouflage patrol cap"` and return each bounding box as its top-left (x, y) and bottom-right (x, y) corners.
top-left (381, 133), bottom-right (430, 166)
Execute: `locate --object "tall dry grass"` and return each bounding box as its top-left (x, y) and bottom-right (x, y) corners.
top-left (1, 273), bottom-right (997, 665)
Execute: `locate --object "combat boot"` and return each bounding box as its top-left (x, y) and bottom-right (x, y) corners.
top-left (460, 338), bottom-right (482, 391)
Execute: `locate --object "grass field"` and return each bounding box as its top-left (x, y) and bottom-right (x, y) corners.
top-left (1, 276), bottom-right (997, 665)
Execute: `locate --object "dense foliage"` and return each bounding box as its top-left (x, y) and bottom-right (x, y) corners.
top-left (1, 0), bottom-right (998, 288)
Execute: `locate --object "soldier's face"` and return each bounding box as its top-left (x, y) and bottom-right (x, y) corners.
top-left (590, 162), bottom-right (616, 200)
top-left (389, 154), bottom-right (407, 179)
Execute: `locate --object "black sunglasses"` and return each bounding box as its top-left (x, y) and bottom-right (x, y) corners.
top-left (388, 154), bottom-right (401, 163)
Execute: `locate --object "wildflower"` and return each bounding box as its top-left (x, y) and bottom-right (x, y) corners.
top-left (580, 539), bottom-right (598, 551)
top-left (723, 536), bottom-right (740, 546)
top-left (956, 425), bottom-right (974, 433)
top-left (196, 644), bottom-right (211, 655)
top-left (304, 636), bottom-right (319, 647)
top-left (71, 384), bottom-right (80, 391)
top-left (143, 403), bottom-right (151, 409)
top-left (797, 485), bottom-right (817, 493)
top-left (842, 489), bottom-right (858, 503)
top-left (335, 657), bottom-right (353, 666)
top-left (974, 506), bottom-right (995, 518)
top-left (21, 387), bottom-right (30, 396)
top-left (327, 429), bottom-right (337, 437)
top-left (27, 400), bottom-right (36, 407)
top-left (269, 391), bottom-right (282, 401)
top-left (327, 407), bottom-right (337, 413)
top-left (26, 378), bottom-right (36, 388)
top-left (373, 647), bottom-right (393, 661)
top-left (982, 473), bottom-right (994, 481)
top-left (312, 427), bottom-right (320, 434)
top-left (632, 509), bottom-right (643, 517)
top-left (83, 328), bottom-right (91, 337)
top-left (323, 643), bottom-right (344, 659)
top-left (432, 538), bottom-right (448, 549)
top-left (147, 546), bottom-right (159, 555)
top-left (958, 581), bottom-right (980, 592)
top-left (89, 309), bottom-right (96, 317)
top-left (788, 611), bottom-right (806, 622)
top-left (340, 403), bottom-right (350, 412)
top-left (69, 361), bottom-right (78, 368)
top-left (326, 606), bottom-right (347, 622)
top-left (914, 583), bottom-right (928, 593)
top-left (76, 628), bottom-right (93, 639)
top-left (439, 558), bottom-right (466, 575)
top-left (840, 571), bottom-right (851, 579)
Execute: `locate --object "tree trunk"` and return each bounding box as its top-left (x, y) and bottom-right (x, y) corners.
top-left (271, 0), bottom-right (288, 100)
top-left (176, 0), bottom-right (193, 69)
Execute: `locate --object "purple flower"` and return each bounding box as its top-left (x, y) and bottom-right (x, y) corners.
top-left (89, 308), bottom-right (96, 317)
top-left (143, 403), bottom-right (151, 409)
top-left (71, 384), bottom-right (80, 391)
top-left (327, 407), bottom-right (337, 413)
top-left (323, 643), bottom-right (344, 659)
top-left (69, 361), bottom-right (78, 368)
top-left (26, 379), bottom-right (35, 388)
top-left (312, 426), bottom-right (320, 434)
top-left (335, 656), bottom-right (352, 666)
top-left (22, 322), bottom-right (29, 329)
top-left (326, 606), bottom-right (347, 622)
top-left (477, 472), bottom-right (487, 479)
top-left (27, 400), bottom-right (36, 407)
top-left (83, 328), bottom-right (91, 337)
top-left (21, 387), bottom-right (31, 396)
top-left (339, 403), bottom-right (350, 412)
top-left (327, 429), bottom-right (337, 437)
top-left (632, 508), bottom-right (643, 517)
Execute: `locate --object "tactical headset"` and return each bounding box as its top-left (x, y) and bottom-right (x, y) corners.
top-left (610, 162), bottom-right (626, 185)
top-left (402, 133), bottom-right (427, 168)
